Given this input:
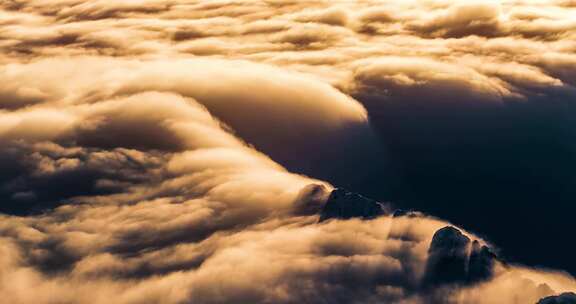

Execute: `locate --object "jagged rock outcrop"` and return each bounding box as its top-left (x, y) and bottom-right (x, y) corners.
top-left (468, 240), bottom-right (497, 282)
top-left (423, 226), bottom-right (498, 286)
top-left (319, 188), bottom-right (389, 221)
top-left (392, 209), bottom-right (423, 218)
top-left (538, 292), bottom-right (576, 304)
top-left (424, 226), bottom-right (471, 285)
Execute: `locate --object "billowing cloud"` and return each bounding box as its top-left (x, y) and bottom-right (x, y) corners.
top-left (0, 0), bottom-right (575, 303)
top-left (0, 57), bottom-right (383, 183)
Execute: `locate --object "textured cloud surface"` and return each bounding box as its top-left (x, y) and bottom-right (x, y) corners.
top-left (0, 0), bottom-right (575, 303)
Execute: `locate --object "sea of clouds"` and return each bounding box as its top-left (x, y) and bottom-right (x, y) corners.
top-left (1, 1), bottom-right (575, 303)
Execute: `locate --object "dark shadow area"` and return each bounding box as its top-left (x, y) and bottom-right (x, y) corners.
top-left (0, 144), bottom-right (165, 216)
top-left (345, 95), bottom-right (576, 275)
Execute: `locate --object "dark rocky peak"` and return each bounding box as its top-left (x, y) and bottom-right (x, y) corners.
top-left (468, 240), bottom-right (497, 282)
top-left (424, 226), bottom-right (471, 286)
top-left (424, 226), bottom-right (498, 287)
top-left (538, 292), bottom-right (576, 304)
top-left (429, 226), bottom-right (470, 254)
top-left (319, 188), bottom-right (389, 222)
top-left (392, 209), bottom-right (423, 218)
top-left (316, 188), bottom-right (504, 289)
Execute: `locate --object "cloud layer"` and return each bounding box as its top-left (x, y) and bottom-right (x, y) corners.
top-left (0, 0), bottom-right (575, 303)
